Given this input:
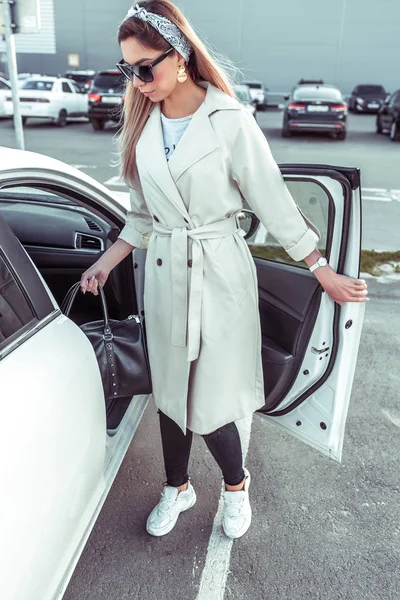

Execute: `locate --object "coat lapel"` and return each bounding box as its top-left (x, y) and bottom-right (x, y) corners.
top-left (168, 82), bottom-right (241, 182)
top-left (137, 103), bottom-right (189, 219)
top-left (136, 83), bottom-right (241, 216)
top-left (167, 101), bottom-right (218, 182)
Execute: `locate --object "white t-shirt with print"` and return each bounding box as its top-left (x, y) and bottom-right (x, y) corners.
top-left (161, 112), bottom-right (192, 161)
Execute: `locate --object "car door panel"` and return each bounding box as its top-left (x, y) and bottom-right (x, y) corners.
top-left (0, 157), bottom-right (153, 600)
top-left (0, 214), bottom-right (108, 600)
top-left (249, 166), bottom-right (364, 461)
top-left (1, 316), bottom-right (107, 600)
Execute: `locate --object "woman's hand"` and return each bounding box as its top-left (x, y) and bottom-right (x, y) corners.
top-left (80, 262), bottom-right (110, 296)
top-left (315, 266), bottom-right (368, 306)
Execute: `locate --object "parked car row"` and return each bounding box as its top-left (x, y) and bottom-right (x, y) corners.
top-left (2, 70), bottom-right (399, 141)
top-left (1, 69), bottom-right (125, 129)
top-left (281, 78), bottom-right (400, 142)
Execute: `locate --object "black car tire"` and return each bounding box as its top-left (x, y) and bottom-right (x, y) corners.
top-left (376, 117), bottom-right (383, 134)
top-left (91, 118), bottom-right (106, 131)
top-left (55, 110), bottom-right (68, 127)
top-left (282, 127), bottom-right (292, 138)
top-left (390, 121), bottom-right (400, 142)
top-left (336, 130), bottom-right (347, 140)
top-left (22, 117), bottom-right (28, 126)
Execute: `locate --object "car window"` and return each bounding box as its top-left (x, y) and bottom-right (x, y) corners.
top-left (0, 252), bottom-right (35, 346)
top-left (65, 74), bottom-right (89, 84)
top-left (294, 87), bottom-right (342, 101)
top-left (0, 80), bottom-right (9, 90)
top-left (246, 180), bottom-right (329, 268)
top-left (93, 73), bottom-right (124, 91)
top-left (357, 85), bottom-right (385, 94)
top-left (21, 80), bottom-right (54, 91)
top-left (62, 82), bottom-right (73, 93)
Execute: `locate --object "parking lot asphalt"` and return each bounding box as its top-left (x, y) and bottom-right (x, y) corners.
top-left (1, 110), bottom-right (399, 599)
top-left (0, 109), bottom-right (399, 251)
top-left (62, 278), bottom-right (400, 600)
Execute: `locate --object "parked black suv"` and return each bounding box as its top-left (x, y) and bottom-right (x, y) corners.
top-left (64, 70), bottom-right (96, 93)
top-left (376, 89), bottom-right (400, 141)
top-left (348, 84), bottom-right (387, 113)
top-left (88, 70), bottom-right (125, 130)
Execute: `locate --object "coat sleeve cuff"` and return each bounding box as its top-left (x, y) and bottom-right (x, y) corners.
top-left (285, 227), bottom-right (319, 261)
top-left (118, 224), bottom-right (151, 249)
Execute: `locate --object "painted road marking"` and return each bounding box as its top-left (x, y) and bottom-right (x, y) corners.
top-left (196, 416), bottom-right (253, 600)
top-left (70, 164), bottom-right (98, 169)
top-left (104, 175), bottom-right (124, 186)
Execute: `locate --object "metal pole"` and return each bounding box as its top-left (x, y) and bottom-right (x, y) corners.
top-left (334, 0), bottom-right (347, 88)
top-left (2, 0), bottom-right (25, 149)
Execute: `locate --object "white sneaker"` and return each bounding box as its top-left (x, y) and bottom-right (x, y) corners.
top-left (146, 480), bottom-right (196, 537)
top-left (222, 468), bottom-right (252, 539)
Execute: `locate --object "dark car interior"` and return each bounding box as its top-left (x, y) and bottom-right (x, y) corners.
top-left (0, 164), bottom-right (351, 428)
top-left (0, 189), bottom-right (138, 429)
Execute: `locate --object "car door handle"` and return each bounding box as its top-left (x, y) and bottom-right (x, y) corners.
top-left (311, 346), bottom-right (330, 355)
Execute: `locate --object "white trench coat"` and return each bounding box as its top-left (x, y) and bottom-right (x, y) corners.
top-left (118, 82), bottom-right (320, 435)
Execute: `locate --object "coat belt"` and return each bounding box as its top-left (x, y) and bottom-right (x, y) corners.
top-left (153, 215), bottom-right (241, 362)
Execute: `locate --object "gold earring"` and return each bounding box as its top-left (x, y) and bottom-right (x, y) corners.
top-left (177, 64), bottom-right (187, 83)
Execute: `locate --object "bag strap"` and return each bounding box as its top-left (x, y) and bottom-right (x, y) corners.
top-left (61, 281), bottom-right (113, 339)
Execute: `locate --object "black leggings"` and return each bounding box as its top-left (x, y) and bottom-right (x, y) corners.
top-left (158, 410), bottom-right (245, 487)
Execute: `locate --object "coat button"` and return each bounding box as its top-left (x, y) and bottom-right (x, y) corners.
top-left (188, 259), bottom-right (192, 268)
top-left (157, 258), bottom-right (162, 266)
top-left (153, 215), bottom-right (160, 222)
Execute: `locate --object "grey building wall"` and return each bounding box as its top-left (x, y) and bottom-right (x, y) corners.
top-left (6, 0), bottom-right (400, 94)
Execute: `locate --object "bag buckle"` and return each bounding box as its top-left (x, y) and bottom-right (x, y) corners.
top-left (103, 330), bottom-right (113, 341)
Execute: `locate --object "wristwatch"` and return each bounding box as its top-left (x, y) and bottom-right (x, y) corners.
top-left (309, 256), bottom-right (328, 272)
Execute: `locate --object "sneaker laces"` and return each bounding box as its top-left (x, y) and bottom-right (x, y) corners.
top-left (157, 487), bottom-right (179, 516)
top-left (224, 493), bottom-right (245, 518)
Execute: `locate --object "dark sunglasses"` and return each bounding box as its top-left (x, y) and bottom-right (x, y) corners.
top-left (116, 47), bottom-right (174, 83)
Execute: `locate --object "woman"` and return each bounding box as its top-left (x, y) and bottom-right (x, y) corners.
top-left (80, 0), bottom-right (368, 539)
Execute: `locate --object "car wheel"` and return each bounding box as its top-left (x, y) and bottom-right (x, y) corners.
top-left (390, 121), bottom-right (400, 142)
top-left (376, 117), bottom-right (383, 134)
top-left (91, 118), bottom-right (106, 131)
top-left (22, 116), bottom-right (28, 126)
top-left (282, 128), bottom-right (292, 138)
top-left (55, 110), bottom-right (67, 127)
top-left (336, 130), bottom-right (347, 140)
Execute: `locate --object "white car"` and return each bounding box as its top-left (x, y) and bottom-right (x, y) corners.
top-left (0, 147), bottom-right (365, 600)
top-left (0, 76), bottom-right (11, 117)
top-left (241, 80), bottom-right (267, 110)
top-left (4, 76), bottom-right (88, 126)
top-left (233, 84), bottom-right (257, 119)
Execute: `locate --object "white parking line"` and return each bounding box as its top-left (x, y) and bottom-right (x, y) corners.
top-left (196, 416), bottom-right (253, 600)
top-left (362, 189), bottom-right (400, 202)
top-left (70, 164), bottom-right (98, 169)
top-left (104, 175), bottom-right (124, 186)
top-left (362, 196), bottom-right (393, 202)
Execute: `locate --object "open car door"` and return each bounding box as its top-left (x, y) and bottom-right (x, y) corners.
top-left (246, 165), bottom-right (365, 462)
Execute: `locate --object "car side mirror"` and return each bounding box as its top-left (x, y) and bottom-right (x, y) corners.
top-left (236, 210), bottom-right (260, 239)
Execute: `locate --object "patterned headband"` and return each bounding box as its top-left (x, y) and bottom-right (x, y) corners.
top-left (123, 4), bottom-right (193, 62)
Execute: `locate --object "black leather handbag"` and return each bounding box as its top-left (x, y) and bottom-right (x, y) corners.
top-left (61, 282), bottom-right (152, 401)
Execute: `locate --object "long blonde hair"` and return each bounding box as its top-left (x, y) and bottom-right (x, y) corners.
top-left (116, 0), bottom-right (237, 186)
